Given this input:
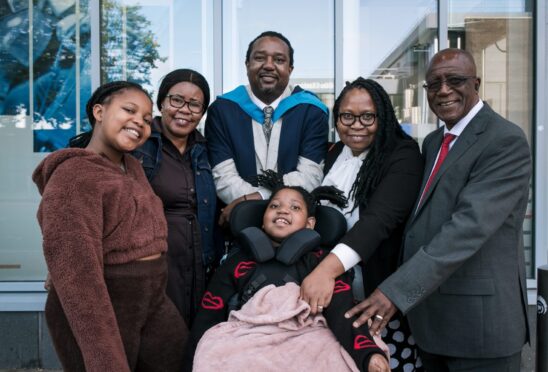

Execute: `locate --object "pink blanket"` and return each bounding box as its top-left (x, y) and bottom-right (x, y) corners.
top-left (193, 283), bottom-right (360, 372)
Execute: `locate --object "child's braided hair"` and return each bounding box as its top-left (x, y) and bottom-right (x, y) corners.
top-left (257, 169), bottom-right (347, 217)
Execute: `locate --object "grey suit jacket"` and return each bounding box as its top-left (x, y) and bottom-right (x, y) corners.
top-left (379, 103), bottom-right (531, 358)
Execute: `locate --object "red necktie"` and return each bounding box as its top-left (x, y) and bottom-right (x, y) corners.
top-left (417, 133), bottom-right (456, 208)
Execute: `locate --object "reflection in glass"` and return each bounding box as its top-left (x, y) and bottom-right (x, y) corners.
top-left (343, 0), bottom-right (437, 145)
top-left (100, 0), bottom-right (213, 118)
top-left (101, 0), bottom-right (165, 91)
top-left (448, 0), bottom-right (534, 277)
top-left (0, 2), bottom-right (30, 125)
top-left (0, 0), bottom-right (91, 152)
top-left (31, 0), bottom-right (92, 152)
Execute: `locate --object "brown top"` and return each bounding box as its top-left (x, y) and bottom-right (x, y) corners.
top-left (150, 133), bottom-right (207, 325)
top-left (152, 133), bottom-right (196, 214)
top-left (33, 148), bottom-right (168, 371)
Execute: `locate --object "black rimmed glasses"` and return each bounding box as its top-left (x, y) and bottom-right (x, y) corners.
top-left (166, 94), bottom-right (204, 114)
top-left (338, 112), bottom-right (377, 127)
top-left (423, 76), bottom-right (476, 92)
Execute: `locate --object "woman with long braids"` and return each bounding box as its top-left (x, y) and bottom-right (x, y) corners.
top-left (33, 81), bottom-right (186, 371)
top-left (132, 69), bottom-right (220, 328)
top-left (300, 77), bottom-right (424, 371)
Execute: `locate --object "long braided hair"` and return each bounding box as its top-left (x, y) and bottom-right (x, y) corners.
top-left (68, 81), bottom-right (151, 148)
top-left (333, 77), bottom-right (411, 210)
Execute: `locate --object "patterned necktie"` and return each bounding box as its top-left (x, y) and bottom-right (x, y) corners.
top-left (417, 133), bottom-right (457, 208)
top-left (262, 106), bottom-right (274, 144)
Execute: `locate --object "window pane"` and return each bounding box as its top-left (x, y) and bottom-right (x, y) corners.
top-left (0, 0), bottom-right (91, 281)
top-left (32, 0), bottom-right (92, 152)
top-left (100, 0), bottom-right (214, 115)
top-left (222, 0), bottom-right (334, 130)
top-left (343, 0), bottom-right (438, 145)
top-left (448, 0), bottom-right (535, 277)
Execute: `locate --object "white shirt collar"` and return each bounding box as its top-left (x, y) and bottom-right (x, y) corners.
top-left (321, 145), bottom-right (368, 231)
top-left (247, 85), bottom-right (292, 111)
top-left (340, 144), bottom-right (368, 161)
top-left (443, 100), bottom-right (484, 136)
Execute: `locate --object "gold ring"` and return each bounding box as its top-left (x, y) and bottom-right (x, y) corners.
top-left (374, 314), bottom-right (384, 321)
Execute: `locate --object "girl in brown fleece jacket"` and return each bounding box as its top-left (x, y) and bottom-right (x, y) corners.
top-left (32, 81), bottom-right (187, 371)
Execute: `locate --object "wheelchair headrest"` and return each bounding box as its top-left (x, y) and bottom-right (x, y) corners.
top-left (230, 200), bottom-right (347, 248)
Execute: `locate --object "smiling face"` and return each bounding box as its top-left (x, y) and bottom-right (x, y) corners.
top-left (426, 50), bottom-right (481, 129)
top-left (91, 88), bottom-right (152, 158)
top-left (336, 88), bottom-right (378, 156)
top-left (246, 36), bottom-right (293, 104)
top-left (161, 81), bottom-right (205, 142)
top-left (262, 188), bottom-right (316, 243)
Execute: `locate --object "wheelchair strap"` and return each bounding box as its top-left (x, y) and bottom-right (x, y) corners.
top-left (237, 227), bottom-right (321, 265)
top-left (239, 261), bottom-right (300, 306)
top-left (233, 228), bottom-right (321, 309)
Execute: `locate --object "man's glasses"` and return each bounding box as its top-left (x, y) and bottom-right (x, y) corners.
top-left (422, 76), bottom-right (476, 92)
top-left (338, 112), bottom-right (377, 127)
top-left (166, 94), bottom-right (204, 114)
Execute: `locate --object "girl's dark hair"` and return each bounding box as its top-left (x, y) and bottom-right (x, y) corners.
top-left (68, 81), bottom-right (151, 148)
top-left (258, 170), bottom-right (347, 217)
top-left (156, 68), bottom-right (210, 112)
top-left (333, 77), bottom-right (411, 210)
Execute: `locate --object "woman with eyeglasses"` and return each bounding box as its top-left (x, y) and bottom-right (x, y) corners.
top-left (300, 77), bottom-right (425, 371)
top-left (133, 69), bottom-right (220, 328)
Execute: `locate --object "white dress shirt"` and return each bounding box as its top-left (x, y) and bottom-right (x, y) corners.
top-left (321, 145), bottom-right (366, 271)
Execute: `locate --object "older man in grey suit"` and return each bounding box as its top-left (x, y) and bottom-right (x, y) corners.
top-left (346, 48), bottom-right (531, 371)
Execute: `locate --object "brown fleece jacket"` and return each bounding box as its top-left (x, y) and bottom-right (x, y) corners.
top-left (33, 148), bottom-right (168, 372)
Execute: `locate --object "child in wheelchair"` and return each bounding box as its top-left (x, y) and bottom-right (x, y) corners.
top-left (186, 181), bottom-right (389, 372)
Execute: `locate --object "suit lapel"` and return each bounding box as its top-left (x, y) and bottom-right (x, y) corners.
top-left (411, 104), bottom-right (490, 220)
top-left (407, 128), bottom-right (443, 223)
top-left (421, 129), bottom-right (444, 193)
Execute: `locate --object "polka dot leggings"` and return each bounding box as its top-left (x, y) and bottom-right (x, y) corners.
top-left (381, 314), bottom-right (423, 372)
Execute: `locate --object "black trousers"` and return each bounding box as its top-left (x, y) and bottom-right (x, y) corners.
top-left (46, 256), bottom-right (187, 372)
top-left (418, 348), bottom-right (521, 372)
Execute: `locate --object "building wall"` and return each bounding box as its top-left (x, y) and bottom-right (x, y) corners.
top-left (0, 306), bottom-right (539, 370)
top-left (0, 312), bottom-right (59, 369)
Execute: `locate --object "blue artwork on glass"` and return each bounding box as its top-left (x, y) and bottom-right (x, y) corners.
top-left (0, 0), bottom-right (91, 152)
